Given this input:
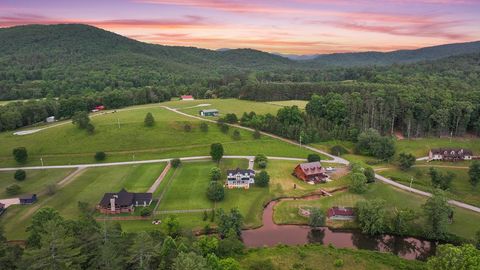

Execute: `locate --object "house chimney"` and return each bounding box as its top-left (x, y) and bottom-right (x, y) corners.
top-left (110, 195), bottom-right (117, 212)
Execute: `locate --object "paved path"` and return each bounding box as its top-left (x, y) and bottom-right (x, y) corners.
top-left (148, 163), bottom-right (171, 193)
top-left (374, 173), bottom-right (480, 213)
top-left (161, 106), bottom-right (349, 165)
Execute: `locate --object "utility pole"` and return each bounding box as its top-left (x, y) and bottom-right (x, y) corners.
top-left (40, 157), bottom-right (44, 167)
top-left (117, 118), bottom-right (121, 128)
top-left (299, 133), bottom-right (302, 148)
top-left (409, 177), bottom-right (414, 190)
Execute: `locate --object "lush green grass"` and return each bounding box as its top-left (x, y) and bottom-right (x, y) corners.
top-left (378, 167), bottom-right (479, 207)
top-left (163, 98), bottom-right (286, 117)
top-left (274, 181), bottom-right (480, 240)
top-left (0, 104), bottom-right (314, 167)
top-left (0, 169), bottom-right (74, 198)
top-left (239, 245), bottom-right (425, 270)
top-left (396, 138), bottom-right (480, 157)
top-left (266, 100), bottom-right (308, 109)
top-left (0, 163), bottom-right (165, 240)
top-left (158, 159), bottom-right (349, 228)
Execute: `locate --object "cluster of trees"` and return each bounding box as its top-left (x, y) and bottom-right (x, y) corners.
top-left (355, 189), bottom-right (456, 241)
top-left (0, 205), bottom-right (247, 270)
top-left (0, 87), bottom-right (171, 132)
top-left (348, 163), bottom-right (375, 194)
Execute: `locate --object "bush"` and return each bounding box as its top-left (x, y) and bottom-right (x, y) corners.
top-left (72, 111), bottom-right (90, 129)
top-left (140, 207), bottom-right (152, 217)
top-left (94, 151), bottom-right (106, 161)
top-left (86, 123), bottom-right (95, 134)
top-left (308, 208), bottom-right (325, 227)
top-left (46, 184), bottom-right (57, 196)
top-left (184, 123), bottom-right (192, 132)
top-left (330, 145), bottom-right (348, 156)
top-left (253, 129), bottom-right (261, 139)
top-left (307, 154), bottom-right (321, 162)
top-left (364, 167), bottom-right (375, 183)
top-left (14, 169), bottom-right (26, 181)
top-left (209, 167), bottom-right (222, 181)
top-left (207, 182), bottom-right (225, 202)
top-left (219, 123), bottom-right (229, 134)
top-left (200, 122), bottom-right (209, 132)
top-left (398, 152), bottom-right (416, 170)
top-left (224, 113), bottom-right (238, 124)
top-left (144, 112), bottom-right (155, 127)
top-left (12, 147), bottom-right (28, 164)
top-left (350, 172), bottom-right (368, 193)
top-left (171, 158), bottom-right (181, 168)
top-left (255, 171), bottom-right (270, 187)
top-left (258, 160), bottom-right (267, 169)
top-left (6, 184), bottom-right (21, 196)
top-left (232, 130), bottom-right (241, 140)
top-left (333, 259), bottom-right (344, 268)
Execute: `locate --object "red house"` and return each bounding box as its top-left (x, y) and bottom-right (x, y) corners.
top-left (293, 161), bottom-right (328, 183)
top-left (95, 105), bottom-right (105, 111)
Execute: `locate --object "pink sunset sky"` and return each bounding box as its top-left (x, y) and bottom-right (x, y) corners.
top-left (1, 0), bottom-right (479, 54)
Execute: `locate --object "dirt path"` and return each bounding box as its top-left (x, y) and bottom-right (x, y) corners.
top-left (414, 165), bottom-right (469, 169)
top-left (148, 163), bottom-right (171, 193)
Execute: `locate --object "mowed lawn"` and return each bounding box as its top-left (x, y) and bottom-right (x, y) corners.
top-left (0, 104), bottom-right (314, 167)
top-left (163, 98), bottom-right (286, 117)
top-left (378, 167), bottom-right (479, 207)
top-left (266, 100), bottom-right (308, 109)
top-left (0, 169), bottom-right (74, 198)
top-left (159, 159), bottom-right (349, 228)
top-left (0, 163), bottom-right (165, 240)
top-left (274, 181), bottom-right (480, 240)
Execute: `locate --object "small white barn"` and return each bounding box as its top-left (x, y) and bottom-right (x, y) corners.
top-left (46, 116), bottom-right (55, 123)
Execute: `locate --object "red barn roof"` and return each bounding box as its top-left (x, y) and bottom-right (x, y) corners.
top-left (327, 207), bottom-right (355, 218)
top-left (181, 95), bottom-right (194, 99)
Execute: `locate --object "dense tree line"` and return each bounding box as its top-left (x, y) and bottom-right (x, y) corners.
top-left (0, 87), bottom-right (170, 132)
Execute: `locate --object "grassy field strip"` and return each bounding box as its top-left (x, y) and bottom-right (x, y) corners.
top-left (414, 164), bottom-right (469, 169)
top-left (157, 209), bottom-right (213, 214)
top-left (153, 167), bottom-right (179, 213)
top-left (161, 105), bottom-right (348, 164)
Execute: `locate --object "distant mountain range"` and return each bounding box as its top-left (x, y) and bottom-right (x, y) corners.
top-left (0, 24), bottom-right (479, 70)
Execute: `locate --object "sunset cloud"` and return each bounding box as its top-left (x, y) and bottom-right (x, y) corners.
top-left (0, 0), bottom-right (478, 54)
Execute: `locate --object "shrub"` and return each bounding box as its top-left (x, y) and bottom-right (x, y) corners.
top-left (14, 169), bottom-right (26, 181)
top-left (46, 184), bottom-right (57, 196)
top-left (330, 145), bottom-right (348, 156)
top-left (184, 123), bottom-right (192, 132)
top-left (144, 112), bottom-right (155, 127)
top-left (224, 113), bottom-right (238, 124)
top-left (207, 182), bottom-right (225, 202)
top-left (72, 111), bottom-right (90, 129)
top-left (209, 167), bottom-right (222, 181)
top-left (86, 123), bottom-right (95, 134)
top-left (210, 143), bottom-right (224, 162)
top-left (253, 129), bottom-right (261, 139)
top-left (12, 147), bottom-right (28, 164)
top-left (219, 123), bottom-right (229, 134)
top-left (203, 210), bottom-right (208, 221)
top-left (94, 151), bottom-right (106, 161)
top-left (308, 208), bottom-right (325, 228)
top-left (364, 167), bottom-right (375, 183)
top-left (255, 171), bottom-right (270, 187)
top-left (200, 122), bottom-right (209, 132)
top-left (171, 158), bottom-right (181, 168)
top-left (333, 259), bottom-right (344, 268)
top-left (350, 172), bottom-right (368, 193)
top-left (307, 154), bottom-right (321, 162)
top-left (255, 154), bottom-right (268, 163)
top-left (258, 160), bottom-right (267, 169)
top-left (6, 184), bottom-right (21, 196)
top-left (232, 130), bottom-right (241, 140)
top-left (398, 152), bottom-right (416, 170)
top-left (140, 208), bottom-right (152, 217)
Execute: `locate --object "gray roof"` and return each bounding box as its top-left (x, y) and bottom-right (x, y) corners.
top-left (200, 109), bottom-right (219, 113)
top-left (227, 168), bottom-right (255, 175)
top-left (99, 189), bottom-right (152, 208)
top-left (431, 148), bottom-right (473, 156)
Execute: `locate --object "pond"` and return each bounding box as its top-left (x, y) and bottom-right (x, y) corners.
top-left (242, 200), bottom-right (436, 261)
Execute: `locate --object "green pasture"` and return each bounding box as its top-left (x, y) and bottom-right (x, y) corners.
top-left (0, 169), bottom-right (74, 198)
top-left (240, 245), bottom-right (425, 270)
top-left (0, 104), bottom-right (314, 167)
top-left (157, 159), bottom-right (349, 228)
top-left (163, 98), bottom-right (285, 117)
top-left (378, 167), bottom-right (479, 207)
top-left (274, 181), bottom-right (480, 240)
top-left (266, 100), bottom-right (308, 109)
top-left (0, 163), bottom-right (165, 240)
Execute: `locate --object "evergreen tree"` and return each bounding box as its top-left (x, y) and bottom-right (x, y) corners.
top-left (144, 112), bottom-right (155, 127)
top-left (210, 143), bottom-right (224, 163)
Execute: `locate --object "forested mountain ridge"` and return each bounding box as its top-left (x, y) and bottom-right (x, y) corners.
top-left (305, 40), bottom-right (480, 67)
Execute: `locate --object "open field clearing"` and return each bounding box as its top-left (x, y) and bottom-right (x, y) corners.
top-left (266, 100), bottom-right (308, 109)
top-left (0, 163), bottom-right (165, 239)
top-left (163, 98), bottom-right (286, 116)
top-left (156, 159), bottom-right (348, 229)
top-left (0, 104), bottom-right (315, 167)
top-left (378, 167), bottom-right (479, 207)
top-left (0, 169), bottom-right (74, 198)
top-left (274, 181), bottom-right (480, 240)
